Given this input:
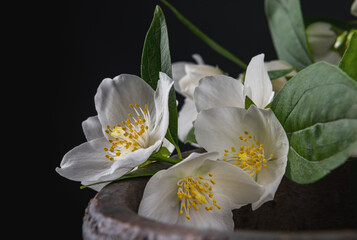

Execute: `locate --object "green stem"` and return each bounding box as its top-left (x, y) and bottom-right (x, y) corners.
top-left (159, 0), bottom-right (247, 70)
top-left (150, 154), bottom-right (180, 164)
top-left (174, 144), bottom-right (183, 160)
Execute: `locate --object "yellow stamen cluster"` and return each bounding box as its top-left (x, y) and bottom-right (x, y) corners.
top-left (177, 173), bottom-right (221, 221)
top-left (103, 104), bottom-right (150, 161)
top-left (222, 131), bottom-right (274, 178)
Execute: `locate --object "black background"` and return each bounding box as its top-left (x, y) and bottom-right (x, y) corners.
top-left (51, 0), bottom-right (354, 238)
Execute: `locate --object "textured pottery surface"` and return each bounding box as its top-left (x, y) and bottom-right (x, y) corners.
top-left (83, 149), bottom-right (357, 239)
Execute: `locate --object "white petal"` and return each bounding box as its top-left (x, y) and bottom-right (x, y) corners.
top-left (252, 156), bottom-right (286, 210)
top-left (94, 74), bottom-right (154, 137)
top-left (264, 60), bottom-right (293, 72)
top-left (179, 64), bottom-right (222, 99)
top-left (138, 167), bottom-right (180, 225)
top-left (176, 196), bottom-right (234, 231)
top-left (184, 64), bottom-right (221, 76)
top-left (82, 116), bottom-right (103, 141)
top-left (178, 98), bottom-right (197, 143)
top-left (194, 75), bottom-right (245, 112)
top-left (89, 140), bottom-right (163, 188)
top-left (248, 108), bottom-right (289, 209)
top-left (352, 0), bottom-right (357, 16)
top-left (240, 105), bottom-right (272, 143)
top-left (191, 53), bottom-right (205, 64)
top-left (172, 61), bottom-right (191, 94)
top-left (245, 106), bottom-right (289, 159)
top-left (194, 107), bottom-right (248, 156)
top-left (169, 152), bottom-right (220, 176)
top-left (194, 106), bottom-right (289, 210)
top-left (150, 72), bottom-right (174, 144)
top-left (172, 62), bottom-right (190, 82)
top-left (56, 138), bottom-right (113, 182)
top-left (115, 140), bottom-right (163, 170)
top-left (205, 160), bottom-right (264, 209)
top-left (244, 107), bottom-right (289, 208)
top-left (244, 54), bottom-right (274, 108)
top-left (57, 138), bottom-right (162, 186)
top-left (172, 54), bottom-right (205, 94)
top-left (162, 138), bottom-right (175, 154)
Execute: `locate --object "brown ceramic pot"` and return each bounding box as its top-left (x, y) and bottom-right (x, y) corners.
top-left (83, 149), bottom-right (357, 239)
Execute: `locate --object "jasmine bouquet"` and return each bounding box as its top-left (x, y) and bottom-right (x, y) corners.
top-left (57, 0), bottom-right (357, 232)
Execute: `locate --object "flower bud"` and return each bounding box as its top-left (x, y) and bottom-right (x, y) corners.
top-left (306, 22), bottom-right (337, 56)
top-left (351, 0), bottom-right (357, 17)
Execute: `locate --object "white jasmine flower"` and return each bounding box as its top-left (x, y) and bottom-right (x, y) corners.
top-left (194, 54), bottom-right (274, 112)
top-left (172, 54), bottom-right (222, 99)
top-left (306, 22), bottom-right (341, 65)
top-left (56, 73), bottom-right (174, 191)
top-left (172, 54), bottom-right (222, 143)
top-left (138, 152), bottom-right (264, 231)
top-left (194, 106), bottom-right (289, 210)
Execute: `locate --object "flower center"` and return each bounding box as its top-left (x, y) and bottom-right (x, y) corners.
top-left (222, 131), bottom-right (274, 178)
top-left (176, 173), bottom-right (220, 221)
top-left (103, 104), bottom-right (151, 161)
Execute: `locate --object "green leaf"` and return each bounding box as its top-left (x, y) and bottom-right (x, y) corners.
top-left (149, 152), bottom-right (180, 164)
top-left (271, 62), bottom-right (357, 184)
top-left (245, 96), bottom-right (256, 110)
top-left (166, 87), bottom-right (179, 146)
top-left (339, 30), bottom-right (357, 81)
top-left (267, 67), bottom-right (296, 80)
top-left (265, 0), bottom-right (313, 67)
top-left (141, 6), bottom-right (179, 148)
top-left (159, 0), bottom-right (247, 70)
top-left (264, 102), bottom-right (273, 109)
top-left (184, 127), bottom-right (197, 144)
top-left (141, 6), bottom-right (172, 88)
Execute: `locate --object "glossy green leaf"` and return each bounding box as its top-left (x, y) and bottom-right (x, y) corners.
top-left (141, 6), bottom-right (179, 148)
top-left (265, 0), bottom-right (313, 67)
top-left (184, 127), bottom-right (197, 144)
top-left (271, 62), bottom-right (357, 184)
top-left (339, 30), bottom-right (357, 81)
top-left (264, 102), bottom-right (273, 109)
top-left (245, 96), bottom-right (256, 110)
top-left (268, 67), bottom-right (296, 80)
top-left (141, 6), bottom-right (172, 88)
